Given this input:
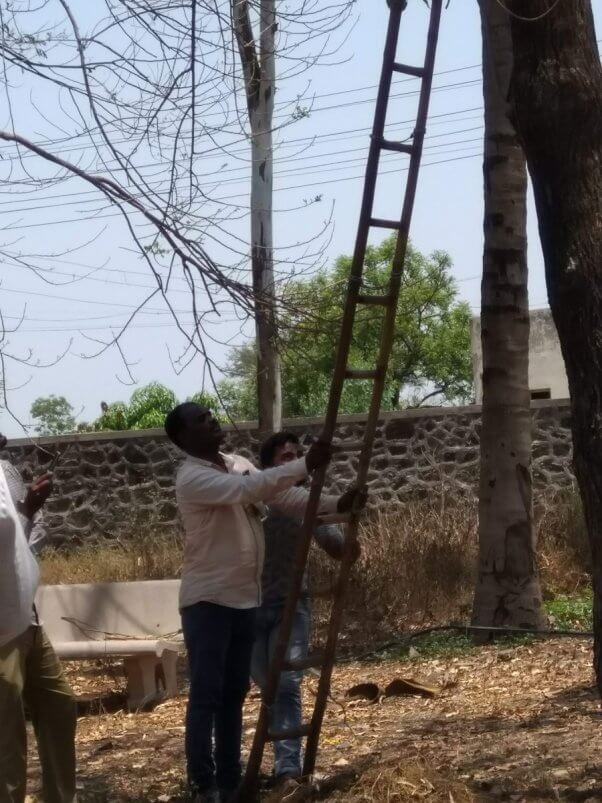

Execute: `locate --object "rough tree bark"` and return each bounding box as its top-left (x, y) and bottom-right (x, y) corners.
top-left (472, 0), bottom-right (546, 631)
top-left (508, 0), bottom-right (602, 685)
top-left (233, 0), bottom-right (282, 435)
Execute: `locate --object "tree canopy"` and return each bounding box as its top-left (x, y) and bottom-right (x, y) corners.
top-left (30, 395), bottom-right (76, 436)
top-left (30, 384), bottom-right (222, 435)
top-left (221, 236), bottom-right (473, 420)
top-left (93, 383), bottom-right (178, 432)
top-left (91, 384), bottom-right (224, 432)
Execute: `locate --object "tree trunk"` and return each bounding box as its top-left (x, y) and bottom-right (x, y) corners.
top-left (508, 0), bottom-right (602, 685)
top-left (233, 0), bottom-right (282, 435)
top-left (472, 0), bottom-right (546, 631)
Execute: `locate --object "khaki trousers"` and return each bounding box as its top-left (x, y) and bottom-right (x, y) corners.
top-left (0, 626), bottom-right (76, 803)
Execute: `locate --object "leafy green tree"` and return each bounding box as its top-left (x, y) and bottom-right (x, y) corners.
top-left (93, 383), bottom-right (222, 431)
top-left (31, 384), bottom-right (225, 435)
top-left (92, 402), bottom-right (128, 432)
top-left (30, 395), bottom-right (76, 435)
top-left (127, 384), bottom-right (178, 430)
top-left (222, 236), bottom-right (473, 419)
top-left (94, 383), bottom-right (177, 431)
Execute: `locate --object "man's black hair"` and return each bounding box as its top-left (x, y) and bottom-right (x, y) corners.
top-left (164, 402), bottom-right (200, 447)
top-left (259, 431), bottom-right (300, 469)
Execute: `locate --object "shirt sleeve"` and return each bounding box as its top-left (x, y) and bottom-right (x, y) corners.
top-left (178, 457), bottom-right (309, 507)
top-left (269, 485), bottom-right (339, 517)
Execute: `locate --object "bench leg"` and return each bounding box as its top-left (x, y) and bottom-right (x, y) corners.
top-left (160, 651), bottom-right (178, 699)
top-left (123, 655), bottom-right (159, 710)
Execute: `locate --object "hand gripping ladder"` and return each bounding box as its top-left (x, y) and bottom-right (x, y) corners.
top-left (238, 1), bottom-right (443, 797)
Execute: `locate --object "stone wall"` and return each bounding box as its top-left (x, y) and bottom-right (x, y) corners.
top-left (0, 399), bottom-right (575, 545)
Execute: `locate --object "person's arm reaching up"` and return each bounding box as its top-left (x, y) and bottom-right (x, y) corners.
top-left (178, 457), bottom-right (308, 506)
top-left (178, 441), bottom-right (333, 507)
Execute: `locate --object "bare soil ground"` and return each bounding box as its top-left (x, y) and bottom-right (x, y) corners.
top-left (24, 637), bottom-right (602, 802)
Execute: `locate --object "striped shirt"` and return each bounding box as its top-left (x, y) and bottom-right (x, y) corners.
top-left (0, 460), bottom-right (47, 555)
top-left (261, 512), bottom-right (343, 606)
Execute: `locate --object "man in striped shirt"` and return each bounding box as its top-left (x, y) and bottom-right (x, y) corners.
top-left (0, 433), bottom-right (77, 803)
top-left (0, 436), bottom-right (49, 555)
top-left (252, 432), bottom-right (359, 790)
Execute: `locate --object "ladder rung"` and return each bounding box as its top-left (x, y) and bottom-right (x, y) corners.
top-left (357, 294), bottom-right (391, 307)
top-left (344, 369), bottom-right (379, 380)
top-left (392, 62), bottom-right (425, 78)
top-left (267, 723), bottom-right (312, 742)
top-left (379, 138), bottom-right (414, 155)
top-left (283, 652), bottom-right (325, 672)
top-left (369, 217), bottom-right (403, 230)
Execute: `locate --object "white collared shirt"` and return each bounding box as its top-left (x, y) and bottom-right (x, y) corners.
top-left (176, 453), bottom-right (338, 610)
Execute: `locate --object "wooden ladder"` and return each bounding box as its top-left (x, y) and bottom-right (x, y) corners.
top-left (238, 1), bottom-right (444, 797)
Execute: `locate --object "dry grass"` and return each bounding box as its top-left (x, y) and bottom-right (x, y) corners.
top-left (328, 759), bottom-right (475, 802)
top-left (310, 501), bottom-right (478, 640)
top-left (39, 491), bottom-right (592, 645)
top-left (536, 488), bottom-right (591, 594)
top-left (311, 490), bottom-right (591, 641)
top-left (39, 514), bottom-right (183, 585)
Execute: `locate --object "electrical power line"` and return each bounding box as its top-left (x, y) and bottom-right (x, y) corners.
top-left (0, 150), bottom-right (484, 232)
top-left (5, 299), bottom-right (553, 335)
top-left (0, 111), bottom-right (485, 198)
top-left (0, 284), bottom-right (189, 313)
top-left (0, 64), bottom-right (482, 165)
top-left (0, 261), bottom-right (204, 295)
top-left (0, 116), bottom-right (488, 234)
top-left (0, 74), bottom-right (483, 188)
top-left (0, 258), bottom-right (485, 322)
top-left (0, 129), bottom-right (485, 216)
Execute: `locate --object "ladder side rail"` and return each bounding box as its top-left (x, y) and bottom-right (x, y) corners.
top-left (302, 515), bottom-right (361, 775)
top-left (357, 0), bottom-right (444, 487)
top-left (313, 0), bottom-right (405, 445)
top-left (303, 0), bottom-right (445, 776)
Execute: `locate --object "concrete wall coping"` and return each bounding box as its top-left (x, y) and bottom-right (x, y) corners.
top-left (6, 398), bottom-right (572, 449)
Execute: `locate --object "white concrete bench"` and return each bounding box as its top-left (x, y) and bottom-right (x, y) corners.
top-left (35, 579), bottom-right (182, 710)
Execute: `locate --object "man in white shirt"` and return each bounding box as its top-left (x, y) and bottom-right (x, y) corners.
top-left (165, 402), bottom-right (359, 803)
top-left (0, 453), bottom-right (76, 803)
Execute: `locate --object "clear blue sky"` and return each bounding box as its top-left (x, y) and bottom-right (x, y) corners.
top-left (0, 1), bottom-right (599, 435)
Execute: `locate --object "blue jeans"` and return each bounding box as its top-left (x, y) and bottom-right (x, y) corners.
top-left (181, 601), bottom-right (256, 798)
top-left (251, 599), bottom-right (311, 779)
